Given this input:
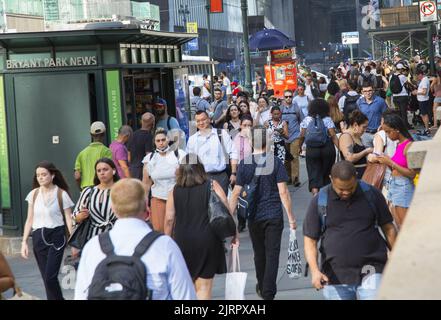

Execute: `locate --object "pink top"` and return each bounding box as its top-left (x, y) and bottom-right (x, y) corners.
top-left (391, 139), bottom-right (411, 169)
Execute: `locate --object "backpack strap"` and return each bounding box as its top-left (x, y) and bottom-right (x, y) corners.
top-left (359, 180), bottom-right (378, 217)
top-left (217, 129), bottom-right (228, 160)
top-left (133, 231), bottom-right (163, 258)
top-left (167, 116), bottom-right (171, 131)
top-left (32, 188), bottom-right (39, 211)
top-left (56, 188), bottom-right (68, 230)
top-left (98, 232), bottom-right (115, 256)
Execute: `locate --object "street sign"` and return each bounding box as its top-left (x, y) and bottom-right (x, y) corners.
top-left (186, 22), bottom-right (199, 51)
top-left (342, 32), bottom-right (360, 45)
top-left (420, 1), bottom-right (438, 22)
top-left (210, 0), bottom-right (223, 13)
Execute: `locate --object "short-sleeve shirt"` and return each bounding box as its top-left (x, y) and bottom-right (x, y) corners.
top-left (417, 76), bottom-right (430, 102)
top-left (26, 187), bottom-right (74, 229)
top-left (142, 150), bottom-right (186, 200)
top-left (392, 74), bottom-right (408, 97)
top-left (303, 183), bottom-right (393, 285)
top-left (110, 141), bottom-right (129, 178)
top-left (156, 117), bottom-right (180, 133)
top-left (300, 116), bottom-right (335, 130)
top-left (75, 142), bottom-right (113, 189)
top-left (236, 153), bottom-right (288, 222)
top-left (357, 96), bottom-right (388, 131)
top-left (127, 129), bottom-right (153, 168)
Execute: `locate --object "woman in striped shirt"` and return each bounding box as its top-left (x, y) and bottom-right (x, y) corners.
top-left (72, 158), bottom-right (120, 250)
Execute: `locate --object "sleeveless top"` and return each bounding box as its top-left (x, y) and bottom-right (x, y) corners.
top-left (340, 133), bottom-right (367, 167)
top-left (268, 119), bottom-right (285, 143)
top-left (391, 139), bottom-right (411, 169)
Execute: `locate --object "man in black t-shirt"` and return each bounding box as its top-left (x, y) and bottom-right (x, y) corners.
top-left (127, 112), bottom-right (154, 180)
top-left (303, 161), bottom-right (397, 300)
top-left (229, 126), bottom-right (297, 300)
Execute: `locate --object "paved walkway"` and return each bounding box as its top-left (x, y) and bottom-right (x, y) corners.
top-left (5, 159), bottom-right (323, 300)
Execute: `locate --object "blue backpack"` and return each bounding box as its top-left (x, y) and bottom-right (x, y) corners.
top-left (317, 181), bottom-right (390, 249)
top-left (304, 116), bottom-right (328, 147)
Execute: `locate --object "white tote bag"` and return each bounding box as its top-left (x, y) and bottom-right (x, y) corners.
top-left (286, 229), bottom-right (302, 279)
top-left (225, 244), bottom-right (247, 300)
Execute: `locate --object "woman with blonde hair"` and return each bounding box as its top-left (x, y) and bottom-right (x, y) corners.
top-left (327, 96), bottom-right (345, 133)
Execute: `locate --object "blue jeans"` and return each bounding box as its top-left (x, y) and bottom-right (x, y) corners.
top-left (323, 273), bottom-right (382, 300)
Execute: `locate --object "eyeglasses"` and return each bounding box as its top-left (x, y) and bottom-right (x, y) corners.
top-left (284, 95), bottom-right (293, 98)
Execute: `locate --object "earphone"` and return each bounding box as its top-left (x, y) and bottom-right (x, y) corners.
top-left (113, 170), bottom-right (116, 175)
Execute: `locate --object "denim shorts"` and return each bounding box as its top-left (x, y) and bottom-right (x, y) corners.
top-left (387, 176), bottom-right (415, 208)
top-left (434, 97), bottom-right (441, 104)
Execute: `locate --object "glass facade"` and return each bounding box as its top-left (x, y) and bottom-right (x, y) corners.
top-left (0, 0), bottom-right (160, 27)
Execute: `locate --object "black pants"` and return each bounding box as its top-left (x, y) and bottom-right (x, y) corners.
top-left (306, 141), bottom-right (336, 191)
top-left (393, 96), bottom-right (410, 126)
top-left (249, 217), bottom-right (284, 300)
top-left (32, 226), bottom-right (66, 300)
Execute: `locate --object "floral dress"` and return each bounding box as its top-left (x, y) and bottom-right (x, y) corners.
top-left (268, 119), bottom-right (287, 162)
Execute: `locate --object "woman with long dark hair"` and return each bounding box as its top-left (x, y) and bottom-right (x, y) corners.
top-left (164, 154), bottom-right (236, 300)
top-left (376, 114), bottom-right (416, 229)
top-left (223, 104), bottom-right (242, 138)
top-left (339, 110), bottom-right (374, 178)
top-left (72, 158), bottom-right (120, 250)
top-left (298, 99), bottom-right (339, 195)
top-left (21, 161), bottom-right (74, 300)
top-left (265, 106), bottom-right (289, 163)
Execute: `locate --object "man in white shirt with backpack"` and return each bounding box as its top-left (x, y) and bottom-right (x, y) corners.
top-left (390, 63), bottom-right (413, 129)
top-left (74, 178), bottom-right (196, 300)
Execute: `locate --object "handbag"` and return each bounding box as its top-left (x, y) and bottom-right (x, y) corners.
top-left (208, 180), bottom-right (236, 240)
top-left (362, 162), bottom-right (387, 189)
top-left (5, 287), bottom-right (40, 300)
top-left (286, 229), bottom-right (302, 279)
top-left (225, 245), bottom-right (247, 300)
top-left (68, 217), bottom-right (91, 250)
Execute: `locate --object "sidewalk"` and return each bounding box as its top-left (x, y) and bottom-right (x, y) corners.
top-left (5, 159), bottom-right (323, 300)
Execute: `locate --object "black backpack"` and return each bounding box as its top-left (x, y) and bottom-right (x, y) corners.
top-left (361, 73), bottom-right (374, 87)
top-left (87, 231), bottom-right (162, 300)
top-left (390, 74), bottom-right (403, 94)
top-left (343, 93), bottom-right (360, 121)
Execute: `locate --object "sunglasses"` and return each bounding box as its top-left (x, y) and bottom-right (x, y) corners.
top-left (285, 95), bottom-right (293, 98)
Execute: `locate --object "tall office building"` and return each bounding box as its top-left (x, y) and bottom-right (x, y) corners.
top-left (293, 0), bottom-right (371, 60)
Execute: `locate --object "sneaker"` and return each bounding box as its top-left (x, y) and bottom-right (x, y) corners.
top-left (423, 129), bottom-right (431, 136)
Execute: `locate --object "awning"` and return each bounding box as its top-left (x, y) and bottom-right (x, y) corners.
top-left (0, 29), bottom-right (197, 49)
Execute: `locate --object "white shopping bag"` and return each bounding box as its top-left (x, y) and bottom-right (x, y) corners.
top-left (286, 229), bottom-right (302, 279)
top-left (225, 244), bottom-right (247, 300)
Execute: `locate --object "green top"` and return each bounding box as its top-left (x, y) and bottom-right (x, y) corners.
top-left (74, 142), bottom-right (112, 189)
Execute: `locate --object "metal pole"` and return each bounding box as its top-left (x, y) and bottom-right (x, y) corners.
top-left (241, 0), bottom-right (253, 94)
top-left (205, 0), bottom-right (214, 96)
top-left (350, 44), bottom-right (354, 63)
top-left (371, 36), bottom-right (375, 61)
top-left (428, 23), bottom-right (436, 75)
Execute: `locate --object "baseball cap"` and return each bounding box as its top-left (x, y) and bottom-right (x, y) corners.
top-left (90, 121), bottom-right (106, 134)
top-left (153, 97), bottom-right (167, 107)
top-left (396, 63), bottom-right (404, 69)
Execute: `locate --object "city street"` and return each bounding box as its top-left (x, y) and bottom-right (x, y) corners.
top-left (4, 159), bottom-right (323, 300)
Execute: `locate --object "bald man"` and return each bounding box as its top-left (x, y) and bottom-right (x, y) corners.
top-left (128, 112), bottom-right (155, 180)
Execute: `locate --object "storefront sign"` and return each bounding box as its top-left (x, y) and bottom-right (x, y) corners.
top-left (186, 22), bottom-right (199, 51)
top-left (106, 70), bottom-right (123, 141)
top-left (0, 75), bottom-right (10, 208)
top-left (6, 56), bottom-right (97, 69)
top-left (271, 49), bottom-right (295, 63)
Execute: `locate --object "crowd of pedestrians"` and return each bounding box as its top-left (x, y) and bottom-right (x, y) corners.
top-left (1, 60), bottom-right (433, 301)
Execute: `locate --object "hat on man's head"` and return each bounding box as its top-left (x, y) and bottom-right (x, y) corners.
top-left (153, 97), bottom-right (167, 107)
top-left (396, 63), bottom-right (404, 70)
top-left (90, 121), bottom-right (106, 134)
